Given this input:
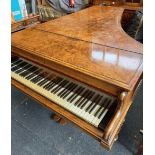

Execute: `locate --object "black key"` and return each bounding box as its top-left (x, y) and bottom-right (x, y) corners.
top-left (59, 82), bottom-right (75, 98)
top-left (52, 80), bottom-right (68, 94)
top-left (74, 89), bottom-right (89, 106)
top-left (26, 69), bottom-right (42, 80)
top-left (57, 82), bottom-right (72, 97)
top-left (11, 61), bottom-right (23, 71)
top-left (67, 86), bottom-right (81, 102)
top-left (15, 67), bottom-right (25, 74)
top-left (79, 91), bottom-right (94, 108)
top-left (15, 62), bottom-right (29, 74)
top-left (69, 87), bottom-right (85, 103)
top-left (48, 78), bottom-right (64, 91)
top-left (25, 69), bottom-right (40, 80)
top-left (58, 82), bottom-right (74, 97)
top-left (76, 90), bottom-right (92, 107)
top-left (94, 98), bottom-right (108, 117)
top-left (47, 77), bottom-right (63, 91)
top-left (17, 64), bottom-right (32, 75)
top-left (20, 66), bottom-right (37, 77)
top-left (54, 80), bottom-right (70, 94)
top-left (32, 75), bottom-right (44, 84)
top-left (80, 91), bottom-right (96, 109)
top-left (55, 80), bottom-right (70, 96)
top-left (30, 71), bottom-right (46, 83)
top-left (85, 94), bottom-right (101, 112)
top-left (11, 59), bottom-right (23, 67)
top-left (37, 74), bottom-right (55, 86)
top-left (90, 95), bottom-right (103, 111)
top-left (51, 79), bottom-right (65, 93)
top-left (98, 100), bottom-right (117, 130)
top-left (11, 61), bottom-right (28, 72)
top-left (34, 73), bottom-right (47, 84)
top-left (11, 56), bottom-right (19, 63)
top-left (31, 75), bottom-right (42, 83)
top-left (62, 84), bottom-right (78, 99)
top-left (98, 99), bottom-right (112, 119)
top-left (37, 77), bottom-right (50, 86)
top-left (44, 77), bottom-right (63, 91)
top-left (43, 79), bottom-right (55, 89)
top-left (11, 57), bottom-right (20, 65)
top-left (61, 83), bottom-right (77, 99)
top-left (34, 71), bottom-right (49, 83)
top-left (88, 95), bottom-right (103, 114)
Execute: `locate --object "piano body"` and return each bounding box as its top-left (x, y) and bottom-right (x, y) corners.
top-left (11, 6), bottom-right (143, 150)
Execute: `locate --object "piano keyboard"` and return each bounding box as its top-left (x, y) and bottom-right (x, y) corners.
top-left (11, 57), bottom-right (116, 128)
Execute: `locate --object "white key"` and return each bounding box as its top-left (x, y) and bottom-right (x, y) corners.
top-left (95, 101), bottom-right (113, 126)
top-left (35, 76), bottom-right (49, 85)
top-left (94, 109), bottom-right (108, 127)
top-left (89, 105), bottom-right (101, 123)
top-left (78, 100), bottom-right (92, 117)
top-left (91, 106), bottom-right (104, 126)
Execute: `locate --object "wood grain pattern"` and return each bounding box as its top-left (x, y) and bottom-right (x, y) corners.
top-left (34, 6), bottom-right (142, 53)
top-left (12, 7), bottom-right (143, 91)
top-left (11, 5), bottom-right (143, 150)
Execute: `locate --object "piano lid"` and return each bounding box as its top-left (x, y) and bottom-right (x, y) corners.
top-left (11, 6), bottom-right (143, 91)
top-left (34, 6), bottom-right (143, 54)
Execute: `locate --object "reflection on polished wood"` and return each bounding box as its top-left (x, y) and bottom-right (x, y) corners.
top-left (34, 6), bottom-right (142, 53)
top-left (11, 6), bottom-right (143, 150)
top-left (12, 27), bottom-right (142, 92)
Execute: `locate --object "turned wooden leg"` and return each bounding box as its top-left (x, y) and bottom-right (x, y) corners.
top-left (51, 113), bottom-right (68, 125)
top-left (59, 118), bottom-right (68, 125)
top-left (51, 114), bottom-right (61, 122)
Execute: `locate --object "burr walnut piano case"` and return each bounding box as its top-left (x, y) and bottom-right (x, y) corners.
top-left (11, 6), bottom-right (143, 150)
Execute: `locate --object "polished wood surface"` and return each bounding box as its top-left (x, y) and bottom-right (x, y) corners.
top-left (34, 6), bottom-right (142, 53)
top-left (12, 6), bottom-right (143, 92)
top-left (11, 5), bottom-right (143, 150)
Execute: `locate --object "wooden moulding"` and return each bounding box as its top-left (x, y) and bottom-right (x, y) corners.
top-left (12, 78), bottom-right (128, 150)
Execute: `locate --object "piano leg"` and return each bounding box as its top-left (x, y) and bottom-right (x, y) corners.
top-left (51, 113), bottom-right (68, 125)
top-left (59, 118), bottom-right (68, 125)
top-left (51, 114), bottom-right (61, 122)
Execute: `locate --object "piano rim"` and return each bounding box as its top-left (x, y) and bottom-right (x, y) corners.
top-left (12, 78), bottom-right (122, 150)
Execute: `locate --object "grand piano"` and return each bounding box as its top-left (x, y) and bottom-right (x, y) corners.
top-left (11, 5), bottom-right (143, 150)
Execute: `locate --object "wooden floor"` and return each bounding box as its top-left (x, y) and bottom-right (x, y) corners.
top-left (11, 84), bottom-right (143, 155)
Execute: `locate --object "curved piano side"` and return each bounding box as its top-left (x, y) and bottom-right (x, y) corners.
top-left (97, 7), bottom-right (143, 149)
top-left (102, 91), bottom-right (129, 149)
top-left (102, 76), bottom-right (143, 150)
